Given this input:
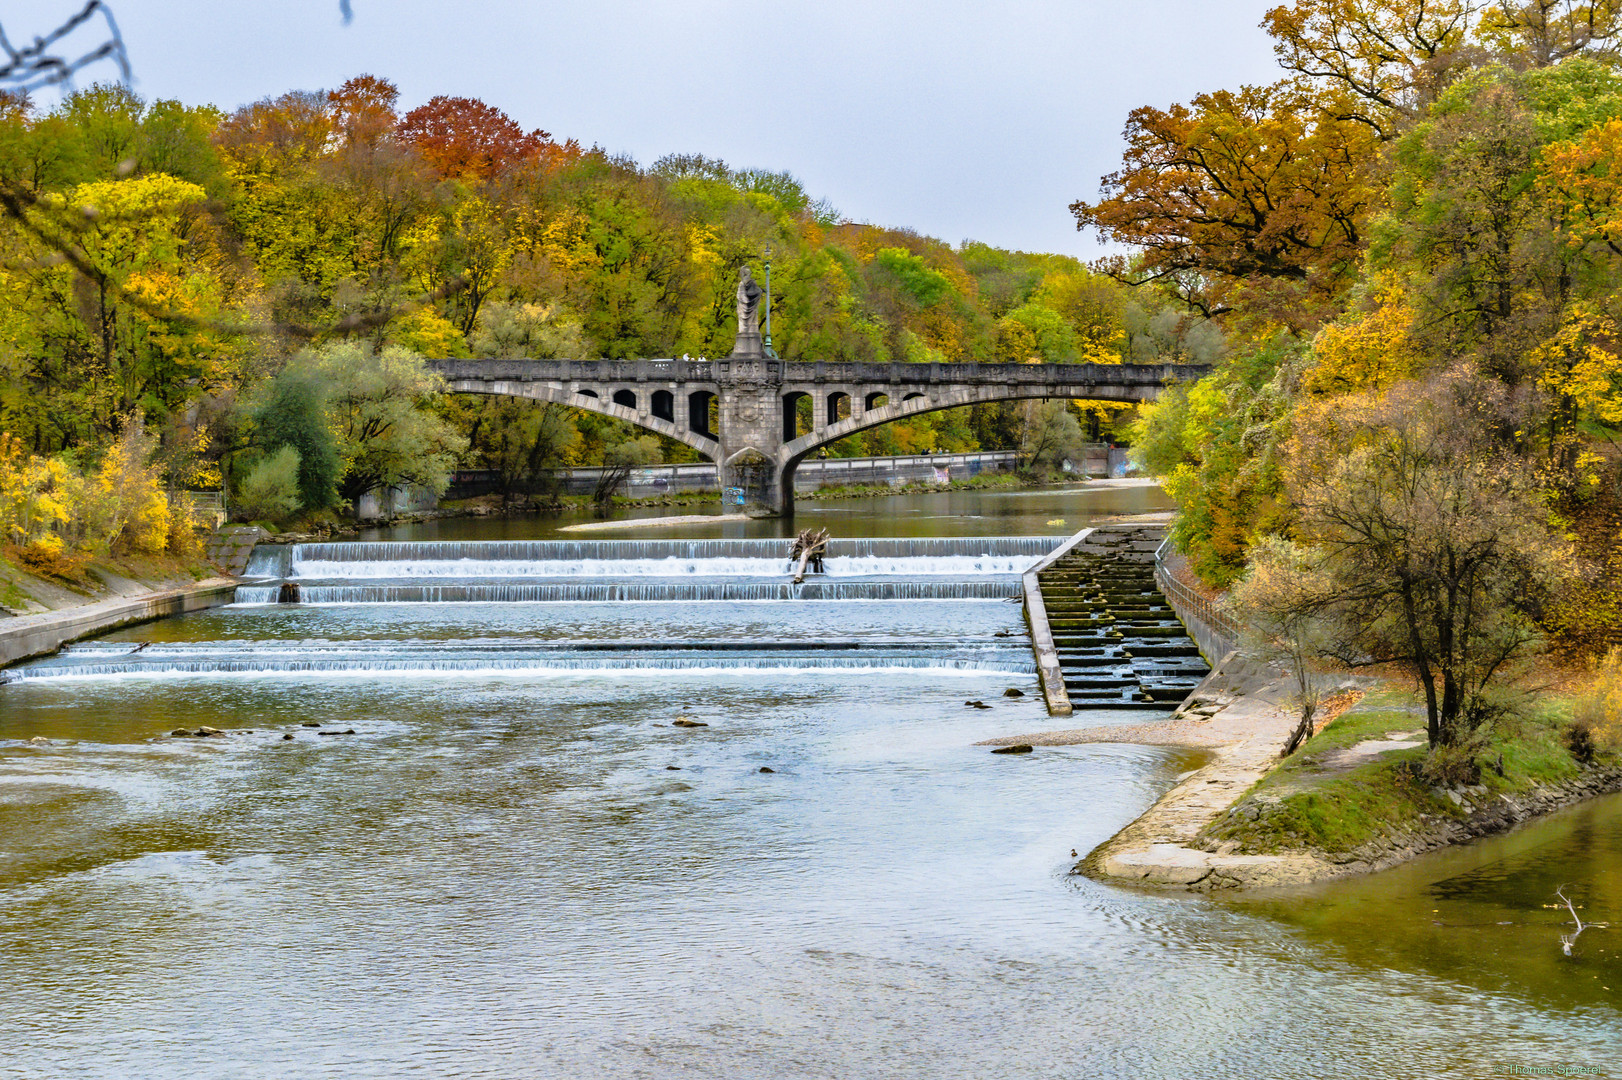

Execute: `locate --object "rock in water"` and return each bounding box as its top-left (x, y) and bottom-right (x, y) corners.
top-left (666, 765), bottom-right (682, 770)
top-left (282, 734), bottom-right (295, 740)
top-left (672, 718), bottom-right (708, 728)
top-left (965, 700), bottom-right (992, 710)
top-left (991, 744), bottom-right (1034, 755)
top-left (301, 721), bottom-right (321, 728)
top-left (758, 766), bottom-right (775, 773)
top-left (28, 736), bottom-right (50, 745)
top-left (1003, 688), bottom-right (1025, 698)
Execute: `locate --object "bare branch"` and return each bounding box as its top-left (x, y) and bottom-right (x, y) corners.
top-left (0, 1), bottom-right (130, 94)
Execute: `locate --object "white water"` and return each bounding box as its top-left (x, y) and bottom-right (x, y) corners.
top-left (285, 555), bottom-right (1039, 578)
top-left (231, 581), bottom-right (1024, 603)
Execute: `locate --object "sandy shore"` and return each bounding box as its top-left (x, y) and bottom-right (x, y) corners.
top-left (559, 513), bottom-right (752, 532)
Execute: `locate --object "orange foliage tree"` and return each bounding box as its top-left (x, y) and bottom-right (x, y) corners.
top-left (398, 96), bottom-right (553, 181)
top-left (1071, 82), bottom-right (1380, 331)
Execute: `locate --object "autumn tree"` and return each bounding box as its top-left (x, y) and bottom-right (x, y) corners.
top-left (398, 96), bottom-right (552, 181)
top-left (1072, 83), bottom-right (1380, 330)
top-left (1477, 0), bottom-right (1622, 66)
top-left (1263, 0), bottom-right (1478, 137)
top-left (1285, 368), bottom-right (1573, 748)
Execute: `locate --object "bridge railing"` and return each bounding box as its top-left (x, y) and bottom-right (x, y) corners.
top-left (1152, 534), bottom-right (1242, 663)
top-left (428, 358), bottom-right (1209, 388)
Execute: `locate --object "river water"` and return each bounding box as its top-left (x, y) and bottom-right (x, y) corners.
top-left (1, 487), bottom-right (1618, 1078)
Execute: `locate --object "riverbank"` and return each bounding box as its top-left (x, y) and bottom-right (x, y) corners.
top-left (983, 654), bottom-right (1622, 890)
top-left (0, 551), bottom-right (237, 668)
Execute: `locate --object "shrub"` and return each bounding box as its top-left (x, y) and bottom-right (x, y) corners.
top-left (1572, 647), bottom-right (1622, 751)
top-left (1422, 745), bottom-right (1482, 787)
top-left (92, 419), bottom-right (169, 555)
top-left (165, 499), bottom-right (206, 558)
top-left (14, 537), bottom-right (91, 583)
top-left (234, 446), bottom-right (302, 523)
top-left (1565, 722), bottom-right (1597, 764)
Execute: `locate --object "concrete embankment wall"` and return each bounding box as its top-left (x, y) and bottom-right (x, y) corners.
top-left (0, 580), bottom-right (239, 669)
top-left (445, 447), bottom-right (1128, 502)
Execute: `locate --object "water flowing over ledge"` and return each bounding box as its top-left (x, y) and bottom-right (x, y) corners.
top-left (11, 639), bottom-right (1034, 681)
top-left (243, 536), bottom-right (1063, 578)
top-left (231, 580), bottom-right (1024, 603)
top-left (236, 535), bottom-right (1056, 605)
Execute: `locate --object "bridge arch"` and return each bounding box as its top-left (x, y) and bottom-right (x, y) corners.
top-left (443, 379), bottom-right (719, 459)
top-left (778, 383), bottom-right (1127, 480)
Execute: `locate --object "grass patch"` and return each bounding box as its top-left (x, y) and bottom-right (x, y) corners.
top-left (1199, 687), bottom-right (1607, 856)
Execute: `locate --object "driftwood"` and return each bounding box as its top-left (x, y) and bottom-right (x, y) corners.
top-left (789, 528), bottom-right (830, 584)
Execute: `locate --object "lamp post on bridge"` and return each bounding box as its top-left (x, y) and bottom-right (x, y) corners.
top-left (763, 243), bottom-right (777, 359)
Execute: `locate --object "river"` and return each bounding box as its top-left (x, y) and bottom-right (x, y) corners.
top-left (0, 486), bottom-right (1617, 1078)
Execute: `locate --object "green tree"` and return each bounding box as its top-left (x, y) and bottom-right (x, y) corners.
top-left (235, 444), bottom-right (302, 521)
top-left (304, 342), bottom-right (466, 503)
top-left (253, 369), bottom-right (340, 512)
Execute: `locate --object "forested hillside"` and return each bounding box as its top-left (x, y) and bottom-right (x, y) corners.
top-left (0, 75), bottom-right (1214, 559)
top-left (1089, 1), bottom-right (1622, 747)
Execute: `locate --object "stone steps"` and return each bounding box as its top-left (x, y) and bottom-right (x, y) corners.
top-left (1033, 525), bottom-right (1209, 710)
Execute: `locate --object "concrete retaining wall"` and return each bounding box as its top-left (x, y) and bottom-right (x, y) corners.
top-left (1022, 528), bottom-right (1097, 717)
top-left (444, 448), bottom-right (1125, 502)
top-left (0, 579), bottom-right (239, 669)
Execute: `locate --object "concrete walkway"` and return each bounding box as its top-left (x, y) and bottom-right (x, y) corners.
top-left (0, 578), bottom-right (239, 668)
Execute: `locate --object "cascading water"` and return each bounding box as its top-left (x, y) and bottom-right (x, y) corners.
top-left (2, 535), bottom-right (1056, 684)
top-left (234, 536), bottom-right (1060, 605)
top-left (12, 638), bottom-right (1033, 681)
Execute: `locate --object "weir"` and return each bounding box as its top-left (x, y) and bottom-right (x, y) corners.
top-left (245, 536), bottom-right (1061, 576)
top-left (238, 536), bottom-right (1061, 605)
top-left (233, 581), bottom-right (1023, 603)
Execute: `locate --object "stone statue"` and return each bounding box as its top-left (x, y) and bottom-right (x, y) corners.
top-left (730, 265), bottom-right (766, 358)
top-left (737, 266), bottom-right (763, 335)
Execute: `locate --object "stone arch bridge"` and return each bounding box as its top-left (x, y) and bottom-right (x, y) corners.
top-left (428, 357), bottom-right (1206, 516)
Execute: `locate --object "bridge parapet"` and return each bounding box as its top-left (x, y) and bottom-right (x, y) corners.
top-left (428, 358), bottom-right (1207, 389)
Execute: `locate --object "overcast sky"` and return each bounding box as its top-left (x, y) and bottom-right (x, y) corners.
top-left (26, 0), bottom-right (1283, 258)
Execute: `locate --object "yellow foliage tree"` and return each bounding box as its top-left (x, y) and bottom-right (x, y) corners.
top-left (86, 418), bottom-right (171, 555)
top-left (1541, 117), bottom-right (1622, 256)
top-left (1530, 304), bottom-right (1622, 468)
top-left (1303, 276), bottom-right (1423, 395)
top-left (0, 434), bottom-right (71, 549)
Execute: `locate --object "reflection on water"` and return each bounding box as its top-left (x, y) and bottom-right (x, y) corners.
top-left (1231, 791), bottom-right (1622, 1013)
top-left (0, 490), bottom-right (1618, 1077)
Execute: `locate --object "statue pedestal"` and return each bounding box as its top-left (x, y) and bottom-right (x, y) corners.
top-left (729, 332), bottom-right (765, 360)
